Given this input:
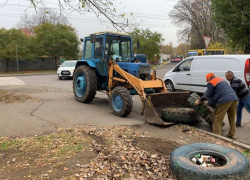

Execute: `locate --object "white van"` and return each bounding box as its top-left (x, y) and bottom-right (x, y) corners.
top-left (163, 55), bottom-right (250, 93)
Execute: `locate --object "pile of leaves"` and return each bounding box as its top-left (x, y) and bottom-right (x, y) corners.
top-left (0, 90), bottom-right (37, 103)
top-left (77, 127), bottom-right (176, 179)
top-left (0, 126), bottom-right (177, 180)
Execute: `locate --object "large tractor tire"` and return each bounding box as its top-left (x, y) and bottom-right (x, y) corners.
top-left (110, 87), bottom-right (133, 117)
top-left (73, 65), bottom-right (97, 103)
top-left (170, 143), bottom-right (249, 180)
top-left (187, 92), bottom-right (215, 126)
top-left (161, 108), bottom-right (201, 124)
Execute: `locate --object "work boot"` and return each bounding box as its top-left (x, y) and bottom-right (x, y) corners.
top-left (226, 135), bottom-right (236, 140)
top-left (236, 122), bottom-right (241, 127)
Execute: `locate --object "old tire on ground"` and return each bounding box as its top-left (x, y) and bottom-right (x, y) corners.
top-left (161, 108), bottom-right (200, 124)
top-left (73, 65), bottom-right (97, 103)
top-left (170, 143), bottom-right (249, 180)
top-left (165, 80), bottom-right (175, 92)
top-left (110, 86), bottom-right (133, 117)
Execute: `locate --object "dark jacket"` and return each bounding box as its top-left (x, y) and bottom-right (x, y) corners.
top-left (201, 77), bottom-right (238, 108)
top-left (230, 76), bottom-right (250, 100)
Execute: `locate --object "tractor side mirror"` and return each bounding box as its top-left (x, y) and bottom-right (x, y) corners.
top-left (90, 34), bottom-right (96, 43)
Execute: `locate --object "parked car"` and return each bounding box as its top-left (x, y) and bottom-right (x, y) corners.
top-left (163, 55), bottom-right (250, 93)
top-left (57, 60), bottom-right (77, 80)
top-left (171, 55), bottom-right (184, 62)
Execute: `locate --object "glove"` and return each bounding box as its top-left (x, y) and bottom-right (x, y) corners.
top-left (194, 98), bottom-right (200, 106)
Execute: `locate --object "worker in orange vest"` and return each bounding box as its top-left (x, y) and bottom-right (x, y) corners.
top-left (197, 73), bottom-right (238, 139)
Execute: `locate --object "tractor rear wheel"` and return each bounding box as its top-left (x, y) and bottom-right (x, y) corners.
top-left (110, 87), bottom-right (133, 117)
top-left (73, 65), bottom-right (97, 103)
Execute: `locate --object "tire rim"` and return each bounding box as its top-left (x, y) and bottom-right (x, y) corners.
top-left (166, 82), bottom-right (173, 91)
top-left (75, 72), bottom-right (87, 97)
top-left (112, 94), bottom-right (123, 112)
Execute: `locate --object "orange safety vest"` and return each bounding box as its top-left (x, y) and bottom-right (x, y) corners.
top-left (208, 77), bottom-right (224, 87)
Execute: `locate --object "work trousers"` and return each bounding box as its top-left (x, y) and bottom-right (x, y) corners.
top-left (237, 96), bottom-right (250, 123)
top-left (213, 101), bottom-right (238, 137)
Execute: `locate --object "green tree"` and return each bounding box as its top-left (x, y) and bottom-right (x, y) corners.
top-left (212, 0), bottom-right (250, 53)
top-left (208, 41), bottom-right (225, 49)
top-left (0, 28), bottom-right (34, 72)
top-left (129, 28), bottom-right (163, 61)
top-left (34, 23), bottom-right (80, 69)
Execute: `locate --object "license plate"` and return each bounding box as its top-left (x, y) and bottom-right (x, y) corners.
top-left (62, 72), bottom-right (70, 75)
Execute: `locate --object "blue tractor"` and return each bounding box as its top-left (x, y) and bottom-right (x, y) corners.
top-left (73, 31), bottom-right (190, 125)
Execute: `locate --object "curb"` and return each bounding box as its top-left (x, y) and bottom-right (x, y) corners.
top-left (196, 128), bottom-right (250, 151)
top-left (0, 73), bottom-right (56, 77)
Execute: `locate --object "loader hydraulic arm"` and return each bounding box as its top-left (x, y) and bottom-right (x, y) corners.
top-left (108, 60), bottom-right (167, 115)
top-left (108, 60), bottom-right (166, 99)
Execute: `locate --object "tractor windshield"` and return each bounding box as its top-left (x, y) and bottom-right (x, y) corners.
top-left (106, 35), bottom-right (132, 62)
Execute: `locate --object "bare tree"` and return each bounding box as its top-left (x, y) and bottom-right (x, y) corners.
top-left (17, 8), bottom-right (70, 30)
top-left (169, 0), bottom-right (225, 49)
top-left (12, 0), bottom-right (136, 31)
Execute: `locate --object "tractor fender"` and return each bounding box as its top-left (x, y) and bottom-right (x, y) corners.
top-left (75, 60), bottom-right (97, 69)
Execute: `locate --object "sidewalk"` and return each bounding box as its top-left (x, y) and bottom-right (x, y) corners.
top-left (193, 109), bottom-right (250, 146)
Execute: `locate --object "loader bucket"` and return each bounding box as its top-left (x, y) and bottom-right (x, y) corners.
top-left (144, 92), bottom-right (192, 125)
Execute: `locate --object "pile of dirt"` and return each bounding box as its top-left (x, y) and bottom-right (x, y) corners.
top-left (0, 125), bottom-right (178, 179)
top-left (0, 90), bottom-right (38, 103)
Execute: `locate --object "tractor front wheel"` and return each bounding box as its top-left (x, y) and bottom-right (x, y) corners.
top-left (73, 65), bottom-right (97, 103)
top-left (110, 87), bottom-right (133, 117)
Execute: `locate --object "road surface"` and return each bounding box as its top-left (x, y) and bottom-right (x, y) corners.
top-left (1, 62), bottom-right (250, 144)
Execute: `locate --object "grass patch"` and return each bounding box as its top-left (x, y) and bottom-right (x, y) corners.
top-left (0, 130), bottom-right (90, 160)
top-left (0, 127), bottom-right (96, 180)
top-left (243, 149), bottom-right (250, 157)
top-left (0, 139), bottom-right (22, 151)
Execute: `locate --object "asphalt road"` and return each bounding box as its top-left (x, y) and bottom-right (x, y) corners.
top-left (1, 62), bottom-right (250, 144)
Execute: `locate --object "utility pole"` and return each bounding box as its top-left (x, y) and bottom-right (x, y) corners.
top-left (186, 34), bottom-right (190, 58)
top-left (16, 44), bottom-right (19, 72)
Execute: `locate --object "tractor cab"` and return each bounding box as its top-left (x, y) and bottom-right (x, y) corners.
top-left (78, 31), bottom-right (150, 80)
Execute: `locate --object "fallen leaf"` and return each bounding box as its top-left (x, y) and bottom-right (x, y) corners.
top-left (121, 155), bottom-right (126, 160)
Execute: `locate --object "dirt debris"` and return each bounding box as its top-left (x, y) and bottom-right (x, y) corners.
top-left (0, 90), bottom-right (38, 103)
top-left (0, 125), bottom-right (177, 180)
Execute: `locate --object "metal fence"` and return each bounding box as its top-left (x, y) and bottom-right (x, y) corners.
top-left (0, 57), bottom-right (57, 72)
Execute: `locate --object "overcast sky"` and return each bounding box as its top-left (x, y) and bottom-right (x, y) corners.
top-left (0, 0), bottom-right (179, 46)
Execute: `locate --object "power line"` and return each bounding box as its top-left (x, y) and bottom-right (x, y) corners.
top-left (0, 3), bottom-right (170, 20)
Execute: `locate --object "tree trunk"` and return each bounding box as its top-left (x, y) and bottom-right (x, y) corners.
top-left (5, 58), bottom-right (9, 72)
top-left (244, 45), bottom-right (250, 54)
